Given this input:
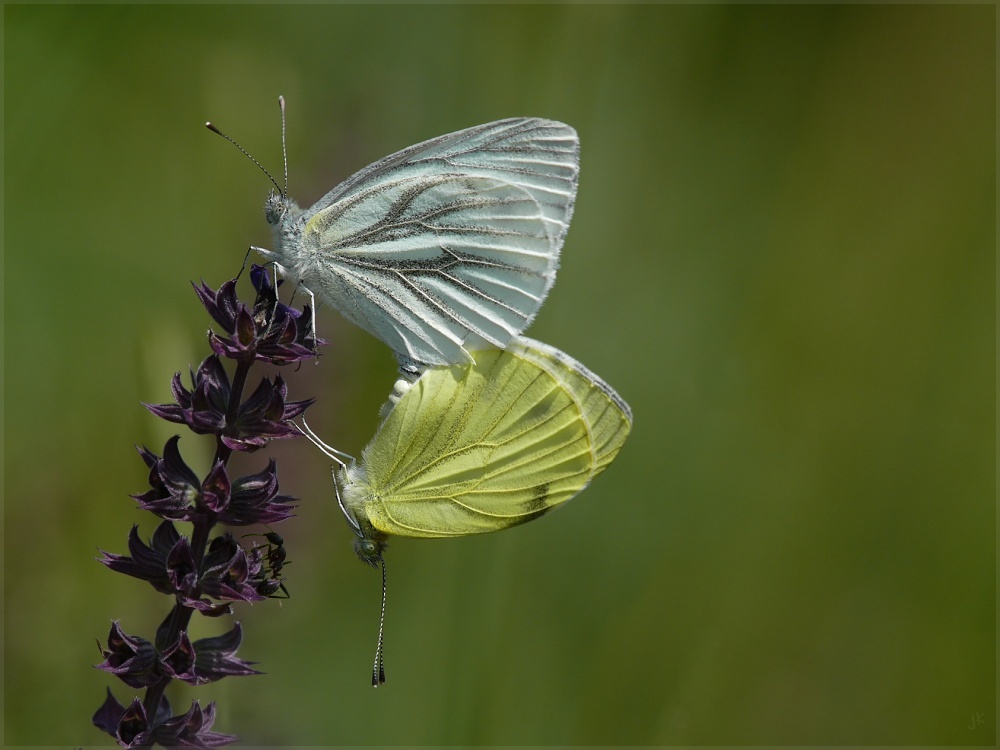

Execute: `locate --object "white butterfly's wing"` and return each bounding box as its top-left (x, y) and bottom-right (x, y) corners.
top-left (303, 118), bottom-right (578, 244)
top-left (299, 118), bottom-right (579, 365)
top-left (302, 174), bottom-right (554, 364)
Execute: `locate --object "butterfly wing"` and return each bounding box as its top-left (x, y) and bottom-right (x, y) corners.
top-left (300, 119), bottom-right (579, 365)
top-left (344, 338), bottom-right (632, 538)
top-left (512, 338), bottom-right (633, 475)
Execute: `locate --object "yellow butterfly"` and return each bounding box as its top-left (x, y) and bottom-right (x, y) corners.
top-left (300, 337), bottom-right (632, 685)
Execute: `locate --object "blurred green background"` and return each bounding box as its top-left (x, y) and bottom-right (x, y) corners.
top-left (4, 4), bottom-right (994, 746)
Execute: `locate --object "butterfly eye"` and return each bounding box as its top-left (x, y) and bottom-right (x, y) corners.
top-left (353, 538), bottom-right (385, 567)
top-left (264, 192), bottom-right (286, 225)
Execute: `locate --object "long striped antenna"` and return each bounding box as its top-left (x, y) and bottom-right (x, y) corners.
top-left (372, 554), bottom-right (387, 687)
top-left (278, 95), bottom-right (289, 197)
top-left (293, 417), bottom-right (388, 686)
top-left (205, 106), bottom-right (283, 196)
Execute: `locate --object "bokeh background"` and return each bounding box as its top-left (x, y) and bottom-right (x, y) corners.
top-left (4, 4), bottom-right (994, 746)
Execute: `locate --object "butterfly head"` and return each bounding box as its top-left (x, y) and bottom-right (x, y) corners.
top-left (264, 190), bottom-right (292, 227)
top-left (354, 536), bottom-right (387, 568)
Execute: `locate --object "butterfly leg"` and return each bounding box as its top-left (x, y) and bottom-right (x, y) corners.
top-left (301, 284), bottom-right (318, 350)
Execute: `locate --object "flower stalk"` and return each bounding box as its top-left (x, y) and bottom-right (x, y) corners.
top-left (93, 267), bottom-right (322, 747)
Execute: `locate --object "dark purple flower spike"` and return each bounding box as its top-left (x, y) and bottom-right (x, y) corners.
top-left (94, 267), bottom-right (321, 745)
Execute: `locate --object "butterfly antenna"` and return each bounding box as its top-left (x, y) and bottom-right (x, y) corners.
top-left (293, 419), bottom-right (363, 535)
top-left (372, 554), bottom-right (387, 687)
top-left (278, 95), bottom-right (289, 197)
top-left (294, 418), bottom-right (354, 466)
top-left (204, 119), bottom-right (283, 196)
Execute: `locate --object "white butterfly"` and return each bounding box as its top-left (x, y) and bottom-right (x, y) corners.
top-left (213, 101), bottom-right (580, 368)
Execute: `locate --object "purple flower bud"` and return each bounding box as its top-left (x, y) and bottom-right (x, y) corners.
top-left (198, 461), bottom-right (232, 514)
top-left (195, 266), bottom-right (322, 366)
top-left (92, 688), bottom-right (128, 737)
top-left (100, 523), bottom-right (184, 596)
top-left (144, 357), bottom-right (232, 435)
top-left (160, 624), bottom-right (261, 686)
top-left (222, 374), bottom-right (314, 452)
top-left (92, 689), bottom-right (236, 747)
top-left (131, 437), bottom-right (203, 521)
top-left (159, 630), bottom-right (197, 683)
top-left (92, 690), bottom-right (169, 748)
top-left (194, 623), bottom-right (259, 679)
top-left (145, 363), bottom-right (314, 454)
top-left (96, 621), bottom-right (160, 688)
top-left (165, 536), bottom-right (200, 597)
top-left (151, 700), bottom-right (237, 747)
top-left (117, 697), bottom-right (153, 747)
top-left (198, 534), bottom-right (267, 604)
top-left (219, 460), bottom-right (295, 526)
top-left (194, 278), bottom-right (242, 335)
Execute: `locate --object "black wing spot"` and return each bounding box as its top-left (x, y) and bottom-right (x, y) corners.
top-left (520, 482), bottom-right (550, 516)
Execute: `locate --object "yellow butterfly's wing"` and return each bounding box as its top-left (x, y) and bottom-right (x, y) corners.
top-left (512, 338), bottom-right (633, 476)
top-left (341, 337), bottom-right (632, 539)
